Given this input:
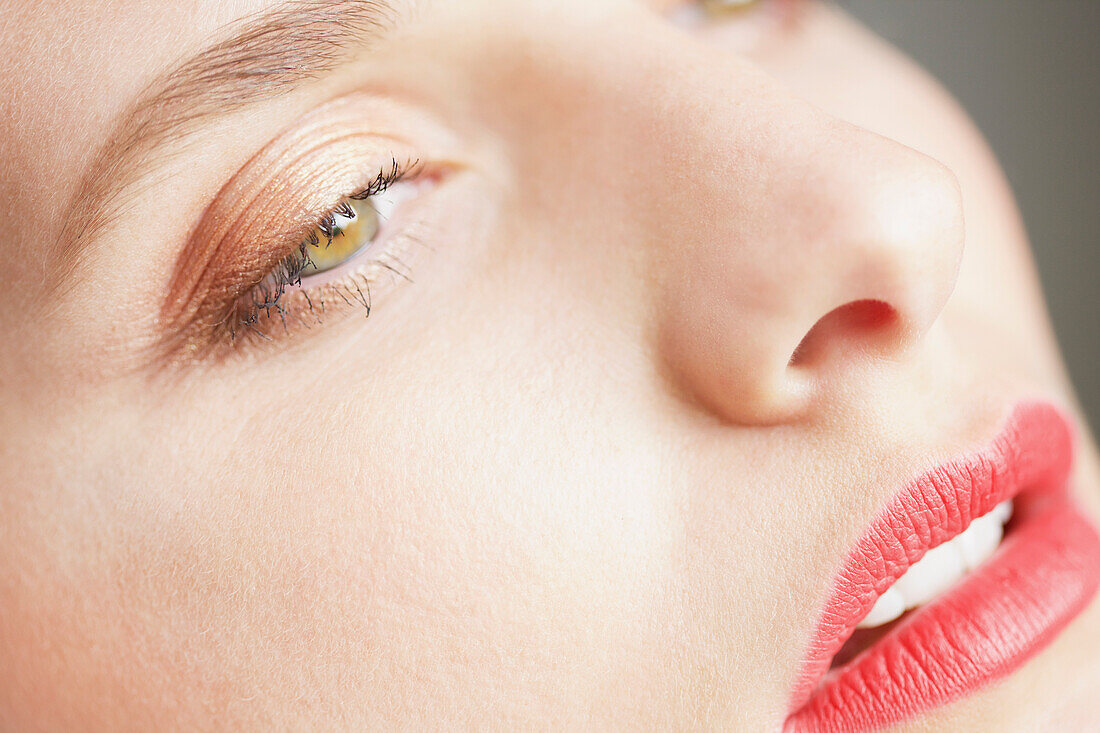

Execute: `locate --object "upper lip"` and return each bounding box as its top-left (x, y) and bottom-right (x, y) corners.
top-left (788, 400), bottom-right (1079, 709)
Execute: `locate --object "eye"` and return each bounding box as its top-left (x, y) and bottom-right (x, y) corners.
top-left (668, 0), bottom-right (765, 27)
top-left (699, 0), bottom-right (761, 13)
top-left (300, 179), bottom-right (419, 279)
top-left (222, 160), bottom-right (436, 346)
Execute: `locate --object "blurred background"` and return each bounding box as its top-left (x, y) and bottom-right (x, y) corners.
top-left (837, 0), bottom-right (1099, 427)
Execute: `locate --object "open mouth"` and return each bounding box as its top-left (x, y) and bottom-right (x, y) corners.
top-left (785, 402), bottom-right (1100, 733)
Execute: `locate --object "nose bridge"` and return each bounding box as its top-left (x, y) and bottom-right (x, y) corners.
top-left (643, 38), bottom-right (966, 425)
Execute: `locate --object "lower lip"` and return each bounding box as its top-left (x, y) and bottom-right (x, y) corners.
top-left (786, 404), bottom-right (1100, 732)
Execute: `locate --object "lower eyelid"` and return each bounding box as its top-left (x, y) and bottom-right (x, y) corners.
top-left (269, 220), bottom-right (428, 330)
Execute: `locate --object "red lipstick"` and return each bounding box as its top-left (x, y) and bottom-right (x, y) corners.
top-left (786, 401), bottom-right (1100, 732)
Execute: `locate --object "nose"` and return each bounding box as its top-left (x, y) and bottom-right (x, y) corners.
top-left (656, 72), bottom-right (965, 425)
top-left (458, 3), bottom-right (966, 427)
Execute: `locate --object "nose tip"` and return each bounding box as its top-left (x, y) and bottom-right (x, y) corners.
top-left (861, 152), bottom-right (965, 339)
top-left (791, 148), bottom-right (966, 366)
top-left (660, 125), bottom-right (966, 427)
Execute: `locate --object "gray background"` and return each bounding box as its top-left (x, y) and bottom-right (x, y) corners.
top-left (837, 0), bottom-right (1098, 426)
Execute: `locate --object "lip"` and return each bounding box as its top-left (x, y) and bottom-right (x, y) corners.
top-left (785, 401), bottom-right (1100, 732)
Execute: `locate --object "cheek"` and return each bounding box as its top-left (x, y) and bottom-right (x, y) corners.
top-left (38, 297), bottom-right (688, 724)
top-left (300, 307), bottom-right (686, 714)
top-left (2, 362), bottom-right (810, 729)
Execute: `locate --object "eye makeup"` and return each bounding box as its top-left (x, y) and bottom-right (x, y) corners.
top-left (158, 95), bottom-right (451, 360)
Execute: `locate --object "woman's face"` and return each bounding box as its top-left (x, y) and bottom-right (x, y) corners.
top-left (2, 0), bottom-right (1098, 729)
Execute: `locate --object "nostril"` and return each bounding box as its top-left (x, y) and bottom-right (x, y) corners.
top-left (788, 299), bottom-right (900, 368)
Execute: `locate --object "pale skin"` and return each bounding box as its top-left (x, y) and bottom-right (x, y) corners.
top-left (1, 0), bottom-right (1098, 730)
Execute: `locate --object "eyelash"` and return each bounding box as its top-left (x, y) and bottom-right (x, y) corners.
top-left (225, 158), bottom-right (419, 345)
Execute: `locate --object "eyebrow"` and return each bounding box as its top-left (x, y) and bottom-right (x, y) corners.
top-left (48, 0), bottom-right (405, 293)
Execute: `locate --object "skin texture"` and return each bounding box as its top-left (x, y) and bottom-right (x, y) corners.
top-left (0, 0), bottom-right (1097, 729)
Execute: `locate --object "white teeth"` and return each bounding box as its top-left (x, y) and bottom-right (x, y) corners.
top-left (892, 536), bottom-right (965, 608)
top-left (991, 500), bottom-right (1014, 524)
top-left (856, 501), bottom-right (1012, 629)
top-left (956, 511), bottom-right (1005, 571)
top-left (859, 586), bottom-right (906, 628)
